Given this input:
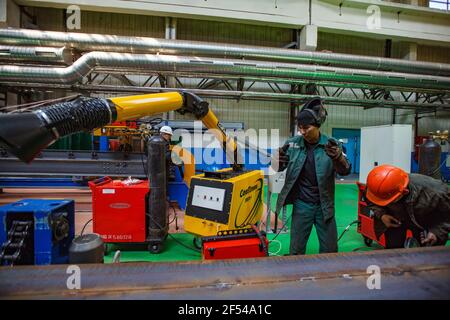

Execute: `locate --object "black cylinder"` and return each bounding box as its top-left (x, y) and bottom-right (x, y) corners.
top-left (418, 137), bottom-right (441, 180)
top-left (146, 135), bottom-right (168, 253)
top-left (69, 233), bottom-right (104, 264)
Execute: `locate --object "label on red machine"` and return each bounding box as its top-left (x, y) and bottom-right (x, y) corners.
top-left (102, 189), bottom-right (116, 194)
top-left (109, 203), bottom-right (131, 209)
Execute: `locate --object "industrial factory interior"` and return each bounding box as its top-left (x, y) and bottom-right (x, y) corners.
top-left (0, 0), bottom-right (449, 304)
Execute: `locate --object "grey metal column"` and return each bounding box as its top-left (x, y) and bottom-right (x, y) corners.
top-left (165, 17), bottom-right (177, 121)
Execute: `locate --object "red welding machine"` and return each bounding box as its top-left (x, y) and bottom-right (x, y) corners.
top-left (89, 177), bottom-right (148, 243)
top-left (202, 228), bottom-right (268, 260)
top-left (356, 182), bottom-right (414, 248)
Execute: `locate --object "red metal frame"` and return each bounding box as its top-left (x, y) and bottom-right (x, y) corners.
top-left (202, 235), bottom-right (268, 260)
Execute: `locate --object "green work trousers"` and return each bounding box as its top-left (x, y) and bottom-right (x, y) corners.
top-left (290, 199), bottom-right (338, 255)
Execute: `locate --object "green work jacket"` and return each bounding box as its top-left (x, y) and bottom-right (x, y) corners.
top-left (274, 134), bottom-right (347, 221)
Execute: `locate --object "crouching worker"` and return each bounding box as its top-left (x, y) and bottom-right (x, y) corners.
top-left (365, 164), bottom-right (450, 248)
top-left (271, 97), bottom-right (351, 255)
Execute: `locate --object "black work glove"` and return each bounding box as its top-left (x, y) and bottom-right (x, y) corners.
top-left (325, 139), bottom-right (342, 160)
top-left (278, 144), bottom-right (290, 166)
top-left (271, 143), bottom-right (290, 172)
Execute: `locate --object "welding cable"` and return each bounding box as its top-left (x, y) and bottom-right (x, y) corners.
top-left (268, 239), bottom-right (282, 256)
top-left (146, 213), bottom-right (200, 253)
top-left (4, 94), bottom-right (82, 113)
top-left (251, 224), bottom-right (268, 256)
top-left (268, 213), bottom-right (292, 243)
top-left (80, 219), bottom-right (93, 236)
top-left (112, 250), bottom-right (121, 263)
top-left (167, 201), bottom-right (178, 228)
top-left (235, 178), bottom-right (264, 228)
top-left (337, 220), bottom-right (359, 242)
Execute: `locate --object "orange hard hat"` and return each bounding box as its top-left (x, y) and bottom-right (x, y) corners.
top-left (366, 165), bottom-right (409, 206)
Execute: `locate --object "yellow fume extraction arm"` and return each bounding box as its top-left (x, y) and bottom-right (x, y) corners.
top-left (0, 91), bottom-right (242, 170)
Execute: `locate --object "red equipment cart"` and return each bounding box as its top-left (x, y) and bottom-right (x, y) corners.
top-left (356, 182), bottom-right (415, 248)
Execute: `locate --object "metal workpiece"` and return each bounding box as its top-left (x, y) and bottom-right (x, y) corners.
top-left (0, 150), bottom-right (146, 178)
top-left (0, 45), bottom-right (71, 64)
top-left (1, 52), bottom-right (450, 90)
top-left (1, 28), bottom-right (450, 76)
top-left (0, 246), bottom-right (448, 299)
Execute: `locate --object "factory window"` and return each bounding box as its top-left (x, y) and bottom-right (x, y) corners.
top-left (429, 0), bottom-right (449, 10)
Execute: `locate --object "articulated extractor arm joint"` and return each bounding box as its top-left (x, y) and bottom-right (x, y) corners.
top-left (179, 92), bottom-right (243, 172)
top-left (178, 91), bottom-right (209, 118)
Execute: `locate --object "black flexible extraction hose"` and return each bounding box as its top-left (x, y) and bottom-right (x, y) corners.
top-left (0, 97), bottom-right (116, 163)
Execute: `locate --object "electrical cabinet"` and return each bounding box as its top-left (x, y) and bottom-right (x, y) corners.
top-left (359, 124), bottom-right (412, 183)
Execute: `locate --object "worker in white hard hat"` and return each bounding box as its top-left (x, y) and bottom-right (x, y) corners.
top-left (159, 125), bottom-right (173, 142)
top-left (159, 125), bottom-right (177, 182)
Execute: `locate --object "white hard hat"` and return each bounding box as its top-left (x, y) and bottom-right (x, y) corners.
top-left (160, 126), bottom-right (173, 135)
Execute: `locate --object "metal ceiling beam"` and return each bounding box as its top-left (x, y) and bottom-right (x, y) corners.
top-left (1, 82), bottom-right (447, 111)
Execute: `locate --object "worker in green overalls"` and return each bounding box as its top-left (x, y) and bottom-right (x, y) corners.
top-left (271, 98), bottom-right (351, 255)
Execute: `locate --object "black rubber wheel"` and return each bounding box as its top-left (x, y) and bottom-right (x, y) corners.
top-left (193, 237), bottom-right (202, 250)
top-left (363, 236), bottom-right (373, 247)
top-left (148, 243), bottom-right (163, 254)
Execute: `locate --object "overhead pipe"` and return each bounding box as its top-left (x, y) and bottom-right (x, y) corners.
top-left (0, 45), bottom-right (71, 64)
top-left (0, 28), bottom-right (449, 76)
top-left (0, 52), bottom-right (449, 90)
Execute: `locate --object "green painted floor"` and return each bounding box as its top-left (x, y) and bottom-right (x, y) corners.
top-left (104, 183), bottom-right (447, 263)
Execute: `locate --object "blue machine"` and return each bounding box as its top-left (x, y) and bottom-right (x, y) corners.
top-left (0, 199), bottom-right (75, 265)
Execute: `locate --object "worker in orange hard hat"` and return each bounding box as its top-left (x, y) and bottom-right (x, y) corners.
top-left (365, 164), bottom-right (450, 248)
